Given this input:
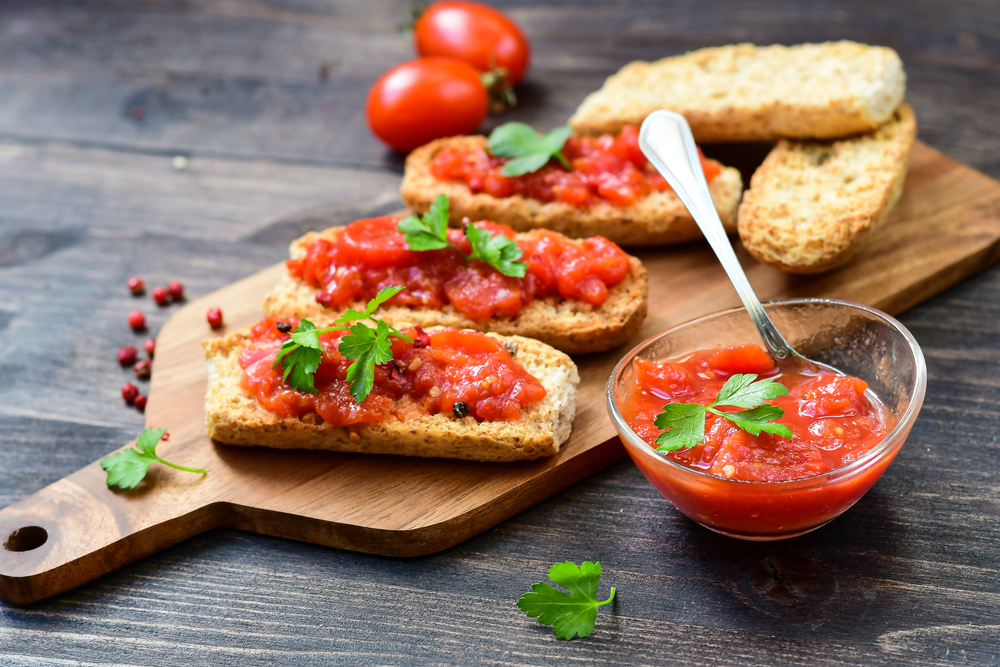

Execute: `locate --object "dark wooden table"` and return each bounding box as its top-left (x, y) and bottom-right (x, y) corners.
top-left (2, 1), bottom-right (1000, 664)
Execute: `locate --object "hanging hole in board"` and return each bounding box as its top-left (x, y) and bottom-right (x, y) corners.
top-left (4, 526), bottom-right (48, 552)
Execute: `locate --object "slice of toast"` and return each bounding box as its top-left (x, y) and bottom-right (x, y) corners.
top-left (203, 325), bottom-right (579, 462)
top-left (262, 226), bottom-right (649, 355)
top-left (569, 42), bottom-right (905, 142)
top-left (400, 135), bottom-right (743, 247)
top-left (737, 104), bottom-right (917, 274)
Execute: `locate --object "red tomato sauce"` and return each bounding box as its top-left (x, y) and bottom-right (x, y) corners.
top-left (287, 216), bottom-right (631, 320)
top-left (238, 317), bottom-right (546, 426)
top-left (619, 344), bottom-right (894, 482)
top-left (430, 125), bottom-right (723, 207)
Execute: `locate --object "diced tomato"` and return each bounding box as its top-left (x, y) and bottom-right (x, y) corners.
top-left (709, 344), bottom-right (777, 375)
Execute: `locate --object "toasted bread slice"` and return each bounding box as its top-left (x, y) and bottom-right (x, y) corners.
top-left (400, 135), bottom-right (743, 247)
top-left (203, 325), bottom-right (579, 462)
top-left (262, 226), bottom-right (649, 355)
top-left (569, 42), bottom-right (905, 142)
top-left (737, 104), bottom-right (916, 274)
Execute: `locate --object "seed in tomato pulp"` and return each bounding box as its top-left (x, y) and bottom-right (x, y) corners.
top-left (415, 1), bottom-right (531, 86)
top-left (207, 307), bottom-right (224, 329)
top-left (167, 281), bottom-right (184, 301)
top-left (133, 358), bottom-right (152, 378)
top-left (134, 394), bottom-right (147, 411)
top-left (315, 291), bottom-right (333, 308)
top-left (366, 57), bottom-right (488, 153)
top-left (117, 346), bottom-right (138, 366)
top-left (121, 383), bottom-right (139, 403)
top-left (145, 339), bottom-right (156, 357)
top-left (127, 311), bottom-right (146, 331)
top-left (127, 277), bottom-right (145, 295)
top-left (152, 287), bottom-right (170, 306)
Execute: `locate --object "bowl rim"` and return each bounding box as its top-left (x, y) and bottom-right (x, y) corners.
top-left (605, 298), bottom-right (928, 490)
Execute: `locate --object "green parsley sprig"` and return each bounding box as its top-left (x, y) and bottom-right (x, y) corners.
top-left (487, 122), bottom-right (573, 176)
top-left (101, 428), bottom-right (206, 489)
top-left (397, 194), bottom-right (527, 278)
top-left (518, 561), bottom-right (616, 640)
top-left (273, 285), bottom-right (413, 403)
top-left (654, 373), bottom-right (793, 452)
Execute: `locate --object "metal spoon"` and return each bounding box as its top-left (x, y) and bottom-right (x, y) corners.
top-left (638, 110), bottom-right (837, 374)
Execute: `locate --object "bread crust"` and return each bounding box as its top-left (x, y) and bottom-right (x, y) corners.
top-left (203, 325), bottom-right (579, 462)
top-left (399, 135), bottom-right (742, 247)
top-left (569, 42), bottom-right (906, 142)
top-left (737, 104), bottom-right (917, 274)
top-left (262, 226), bottom-right (649, 355)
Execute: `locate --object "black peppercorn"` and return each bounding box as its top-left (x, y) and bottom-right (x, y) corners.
top-left (276, 321), bottom-right (292, 333)
top-left (452, 401), bottom-right (470, 419)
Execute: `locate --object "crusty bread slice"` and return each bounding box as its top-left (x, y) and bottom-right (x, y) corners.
top-left (262, 226), bottom-right (649, 355)
top-left (737, 104), bottom-right (916, 274)
top-left (400, 135), bottom-right (743, 246)
top-left (203, 325), bottom-right (579, 462)
top-left (569, 41), bottom-right (906, 142)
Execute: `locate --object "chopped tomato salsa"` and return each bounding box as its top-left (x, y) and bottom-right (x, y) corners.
top-left (287, 216), bottom-right (631, 320)
top-left (430, 125), bottom-right (723, 207)
top-left (619, 344), bottom-right (894, 482)
top-left (238, 317), bottom-right (546, 426)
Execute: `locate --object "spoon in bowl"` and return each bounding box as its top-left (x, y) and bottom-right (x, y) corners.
top-left (637, 110), bottom-right (839, 375)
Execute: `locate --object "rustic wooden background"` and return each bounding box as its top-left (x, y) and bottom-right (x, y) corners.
top-left (2, 0), bottom-right (1000, 664)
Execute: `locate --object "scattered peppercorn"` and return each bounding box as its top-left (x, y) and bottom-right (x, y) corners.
top-left (133, 358), bottom-right (152, 378)
top-left (152, 286), bottom-right (170, 306)
top-left (121, 383), bottom-right (139, 404)
top-left (167, 281), bottom-right (184, 301)
top-left (413, 326), bottom-right (431, 349)
top-left (127, 311), bottom-right (146, 331)
top-left (145, 339), bottom-right (156, 357)
top-left (452, 401), bottom-right (470, 419)
top-left (207, 307), bottom-right (224, 329)
top-left (127, 277), bottom-right (145, 295)
top-left (503, 340), bottom-right (518, 357)
top-left (117, 346), bottom-right (138, 366)
top-left (276, 321), bottom-right (292, 334)
top-left (160, 431), bottom-right (170, 441)
top-left (315, 290), bottom-right (333, 308)
top-left (133, 394), bottom-right (147, 411)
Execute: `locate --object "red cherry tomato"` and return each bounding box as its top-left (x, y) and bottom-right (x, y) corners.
top-left (414, 1), bottom-right (530, 85)
top-left (366, 57), bottom-right (488, 153)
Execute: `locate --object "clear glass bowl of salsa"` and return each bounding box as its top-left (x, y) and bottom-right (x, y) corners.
top-left (606, 299), bottom-right (927, 541)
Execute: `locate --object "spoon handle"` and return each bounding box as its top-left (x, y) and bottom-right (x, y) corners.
top-left (638, 110), bottom-right (794, 361)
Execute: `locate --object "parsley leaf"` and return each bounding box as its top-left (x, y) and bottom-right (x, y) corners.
top-left (396, 195), bottom-right (528, 278)
top-left (653, 373), bottom-right (792, 452)
top-left (398, 194), bottom-right (450, 251)
top-left (272, 287), bottom-right (412, 402)
top-left (487, 122), bottom-right (573, 176)
top-left (100, 428), bottom-right (206, 489)
top-left (466, 222), bottom-right (526, 278)
top-left (518, 561), bottom-right (616, 640)
top-left (340, 320), bottom-right (394, 403)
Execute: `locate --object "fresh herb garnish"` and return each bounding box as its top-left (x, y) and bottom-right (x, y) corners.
top-left (517, 561), bottom-right (616, 640)
top-left (487, 122), bottom-right (573, 176)
top-left (654, 373), bottom-right (792, 452)
top-left (100, 428), bottom-right (206, 489)
top-left (397, 194), bottom-right (527, 278)
top-left (273, 285), bottom-right (413, 402)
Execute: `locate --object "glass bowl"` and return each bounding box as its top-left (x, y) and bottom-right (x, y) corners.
top-left (606, 299), bottom-right (927, 541)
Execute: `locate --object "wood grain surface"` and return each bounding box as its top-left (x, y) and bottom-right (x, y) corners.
top-left (2, 0), bottom-right (1000, 664)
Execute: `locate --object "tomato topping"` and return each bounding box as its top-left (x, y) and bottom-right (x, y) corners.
top-left (286, 216), bottom-right (632, 320)
top-left (619, 344), bottom-right (894, 482)
top-left (430, 124), bottom-right (723, 207)
top-left (239, 318), bottom-right (546, 426)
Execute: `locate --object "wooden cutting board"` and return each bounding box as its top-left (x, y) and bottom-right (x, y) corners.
top-left (2, 141), bottom-right (1000, 605)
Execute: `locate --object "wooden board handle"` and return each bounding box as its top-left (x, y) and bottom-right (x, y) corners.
top-left (0, 437), bottom-right (220, 605)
